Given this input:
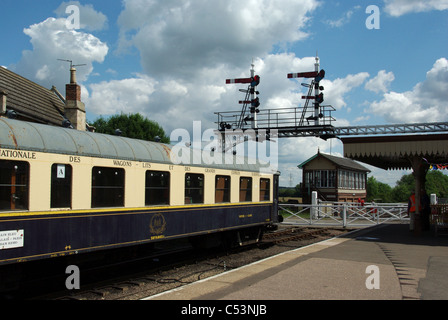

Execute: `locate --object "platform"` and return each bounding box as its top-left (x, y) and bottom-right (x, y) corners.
top-left (145, 223), bottom-right (448, 300)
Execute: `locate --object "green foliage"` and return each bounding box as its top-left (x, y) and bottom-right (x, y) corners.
top-left (425, 170), bottom-right (448, 198)
top-left (91, 113), bottom-right (170, 143)
top-left (279, 184), bottom-right (302, 197)
top-left (366, 176), bottom-right (393, 202)
top-left (367, 170), bottom-right (448, 202)
top-left (391, 174), bottom-right (415, 202)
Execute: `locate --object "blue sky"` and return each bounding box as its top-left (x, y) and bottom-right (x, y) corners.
top-left (1, 0), bottom-right (447, 187)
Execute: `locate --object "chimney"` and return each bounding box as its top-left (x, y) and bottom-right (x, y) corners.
top-left (65, 67), bottom-right (86, 130)
top-left (0, 89), bottom-right (7, 115)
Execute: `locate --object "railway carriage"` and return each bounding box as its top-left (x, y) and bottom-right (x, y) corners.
top-left (0, 118), bottom-right (279, 266)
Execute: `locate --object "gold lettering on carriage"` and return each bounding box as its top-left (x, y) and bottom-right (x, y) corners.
top-left (0, 149), bottom-right (37, 160)
top-left (113, 160), bottom-right (132, 167)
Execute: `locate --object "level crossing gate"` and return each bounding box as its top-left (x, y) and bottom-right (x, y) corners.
top-left (279, 201), bottom-right (409, 228)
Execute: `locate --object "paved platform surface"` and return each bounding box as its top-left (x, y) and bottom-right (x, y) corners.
top-left (145, 224), bottom-right (448, 300)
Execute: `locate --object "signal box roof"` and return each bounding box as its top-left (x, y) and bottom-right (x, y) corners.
top-left (298, 151), bottom-right (370, 172)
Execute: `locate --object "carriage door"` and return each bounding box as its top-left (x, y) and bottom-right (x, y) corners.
top-left (0, 160), bottom-right (29, 211)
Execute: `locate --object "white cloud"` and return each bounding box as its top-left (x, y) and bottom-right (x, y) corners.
top-left (85, 53), bottom-right (325, 136)
top-left (353, 115), bottom-right (370, 123)
top-left (320, 72), bottom-right (370, 109)
top-left (11, 17), bottom-right (108, 91)
top-left (117, 0), bottom-right (319, 77)
top-left (85, 50), bottom-right (371, 146)
top-left (368, 58), bottom-right (448, 123)
top-left (365, 70), bottom-right (395, 93)
top-left (35, 65), bottom-right (51, 81)
top-left (384, 0), bottom-right (448, 16)
top-left (256, 54), bottom-right (316, 99)
top-left (54, 1), bottom-right (108, 31)
top-left (325, 5), bottom-right (361, 28)
top-left (85, 0), bottom-right (322, 135)
top-left (86, 68), bottom-right (230, 133)
top-left (418, 57), bottom-right (448, 102)
top-left (86, 74), bottom-right (158, 116)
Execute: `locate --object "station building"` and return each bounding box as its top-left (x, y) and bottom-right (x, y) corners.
top-left (298, 150), bottom-right (370, 204)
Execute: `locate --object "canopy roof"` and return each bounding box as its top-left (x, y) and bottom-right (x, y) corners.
top-left (342, 134), bottom-right (448, 170)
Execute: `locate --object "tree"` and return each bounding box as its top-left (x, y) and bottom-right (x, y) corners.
top-left (392, 174), bottom-right (415, 203)
top-left (366, 176), bottom-right (393, 202)
top-left (91, 113), bottom-right (170, 143)
top-left (390, 171), bottom-right (448, 201)
top-left (279, 184), bottom-right (302, 197)
top-left (425, 171), bottom-right (448, 199)
top-left (368, 171), bottom-right (448, 203)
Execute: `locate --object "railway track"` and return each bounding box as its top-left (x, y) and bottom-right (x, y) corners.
top-left (4, 225), bottom-right (348, 300)
top-left (262, 226), bottom-right (330, 244)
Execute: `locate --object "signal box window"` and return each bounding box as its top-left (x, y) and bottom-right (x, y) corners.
top-left (91, 167), bottom-right (125, 208)
top-left (146, 171), bottom-right (170, 206)
top-left (185, 173), bottom-right (204, 204)
top-left (215, 175), bottom-right (230, 203)
top-left (239, 177), bottom-right (252, 202)
top-left (51, 164), bottom-right (72, 208)
top-left (260, 178), bottom-right (270, 201)
top-left (0, 160), bottom-right (29, 211)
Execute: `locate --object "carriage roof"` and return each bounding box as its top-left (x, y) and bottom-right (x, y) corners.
top-left (0, 118), bottom-right (274, 174)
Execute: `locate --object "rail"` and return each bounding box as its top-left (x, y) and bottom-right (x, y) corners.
top-left (279, 201), bottom-right (409, 227)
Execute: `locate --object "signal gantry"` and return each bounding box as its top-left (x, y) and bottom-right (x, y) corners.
top-left (215, 55), bottom-right (448, 153)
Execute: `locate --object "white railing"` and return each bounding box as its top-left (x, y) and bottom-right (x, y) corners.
top-left (279, 201), bottom-right (409, 227)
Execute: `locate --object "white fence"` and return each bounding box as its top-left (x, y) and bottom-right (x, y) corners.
top-left (279, 201), bottom-right (409, 227)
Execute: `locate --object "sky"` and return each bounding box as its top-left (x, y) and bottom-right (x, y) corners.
top-left (1, 0), bottom-right (447, 187)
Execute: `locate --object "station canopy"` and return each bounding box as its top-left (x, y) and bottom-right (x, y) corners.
top-left (341, 134), bottom-right (448, 170)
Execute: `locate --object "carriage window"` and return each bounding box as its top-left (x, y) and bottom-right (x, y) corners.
top-left (146, 171), bottom-right (170, 206)
top-left (239, 177), bottom-right (252, 202)
top-left (185, 173), bottom-right (204, 204)
top-left (91, 167), bottom-right (125, 208)
top-left (260, 178), bottom-right (270, 201)
top-left (0, 160), bottom-right (29, 211)
top-left (51, 164), bottom-right (72, 208)
top-left (215, 175), bottom-right (230, 203)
